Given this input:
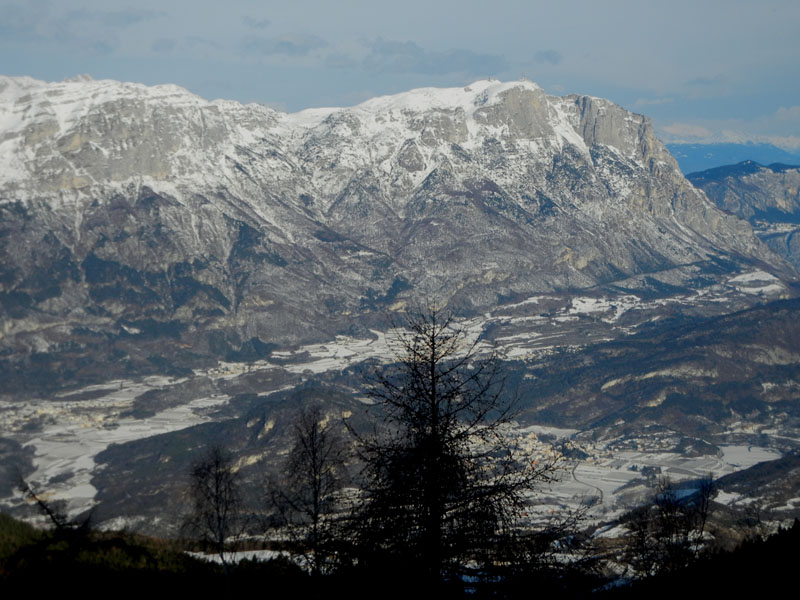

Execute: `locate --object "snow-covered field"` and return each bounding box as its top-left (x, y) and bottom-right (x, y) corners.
top-left (2, 365), bottom-right (782, 527)
top-left (729, 270), bottom-right (786, 295)
top-left (719, 444), bottom-right (781, 468)
top-left (525, 433), bottom-right (783, 526)
top-left (0, 278), bottom-right (792, 525)
top-left (1, 376), bottom-right (233, 516)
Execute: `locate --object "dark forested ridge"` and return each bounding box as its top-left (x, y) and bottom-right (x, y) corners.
top-left (3, 508), bottom-right (798, 598)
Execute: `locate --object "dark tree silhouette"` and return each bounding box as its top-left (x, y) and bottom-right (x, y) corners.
top-left (17, 477), bottom-right (92, 536)
top-left (272, 404), bottom-right (348, 575)
top-left (350, 306), bottom-right (558, 585)
top-left (184, 445), bottom-right (245, 571)
top-left (625, 475), bottom-right (716, 576)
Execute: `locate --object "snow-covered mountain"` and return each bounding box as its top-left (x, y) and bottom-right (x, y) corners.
top-left (0, 75), bottom-right (794, 391)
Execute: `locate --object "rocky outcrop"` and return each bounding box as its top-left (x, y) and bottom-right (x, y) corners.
top-left (688, 161), bottom-right (800, 222)
top-left (688, 161), bottom-right (800, 270)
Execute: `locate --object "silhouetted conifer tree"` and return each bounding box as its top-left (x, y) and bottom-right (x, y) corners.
top-left (349, 306), bottom-right (558, 586)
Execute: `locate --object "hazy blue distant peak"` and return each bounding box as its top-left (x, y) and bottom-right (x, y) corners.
top-left (666, 142), bottom-right (800, 174)
top-left (686, 160), bottom-right (800, 181)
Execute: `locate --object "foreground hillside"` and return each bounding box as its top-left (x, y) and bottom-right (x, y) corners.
top-left (2, 509), bottom-right (798, 598)
top-left (0, 513), bottom-right (303, 594)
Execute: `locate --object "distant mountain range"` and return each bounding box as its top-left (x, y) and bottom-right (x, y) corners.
top-left (666, 142), bottom-right (800, 174)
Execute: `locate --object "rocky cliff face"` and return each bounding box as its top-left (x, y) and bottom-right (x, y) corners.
top-left (688, 161), bottom-right (800, 270)
top-left (0, 76), bottom-right (794, 391)
top-left (688, 161), bottom-right (800, 222)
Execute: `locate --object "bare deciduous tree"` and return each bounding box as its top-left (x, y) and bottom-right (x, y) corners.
top-left (183, 445), bottom-right (245, 571)
top-left (624, 474), bottom-right (716, 576)
top-left (272, 404), bottom-right (348, 575)
top-left (17, 477), bottom-right (92, 535)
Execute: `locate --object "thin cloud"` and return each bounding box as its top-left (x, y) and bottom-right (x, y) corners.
top-left (634, 97), bottom-right (674, 107)
top-left (56, 7), bottom-right (164, 31)
top-left (243, 16), bottom-right (270, 30)
top-left (363, 38), bottom-right (507, 76)
top-left (243, 34), bottom-right (328, 57)
top-left (775, 105), bottom-right (800, 121)
top-left (682, 74), bottom-right (731, 100)
top-left (534, 50), bottom-right (562, 66)
top-left (662, 123), bottom-right (713, 138)
top-left (326, 53), bottom-right (359, 69)
top-left (93, 8), bottom-right (164, 28)
top-left (151, 38), bottom-right (176, 54)
top-left (686, 74), bottom-right (726, 87)
top-left (659, 105), bottom-right (800, 150)
top-left (186, 36), bottom-right (220, 50)
top-left (0, 4), bottom-right (166, 55)
top-left (763, 135), bottom-right (800, 150)
top-left (0, 0), bottom-right (51, 41)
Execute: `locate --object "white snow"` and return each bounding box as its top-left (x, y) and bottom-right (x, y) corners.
top-left (728, 270), bottom-right (786, 296)
top-left (517, 424), bottom-right (579, 439)
top-left (569, 297), bottom-right (613, 314)
top-left (718, 444), bottom-right (781, 468)
top-left (714, 490), bottom-right (742, 506)
top-left (189, 549), bottom-right (289, 564)
top-left (3, 376), bottom-right (231, 517)
top-left (730, 270), bottom-right (779, 284)
top-left (0, 75), bottom-right (601, 208)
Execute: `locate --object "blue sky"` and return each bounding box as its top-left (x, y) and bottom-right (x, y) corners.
top-left (2, 0), bottom-right (799, 149)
